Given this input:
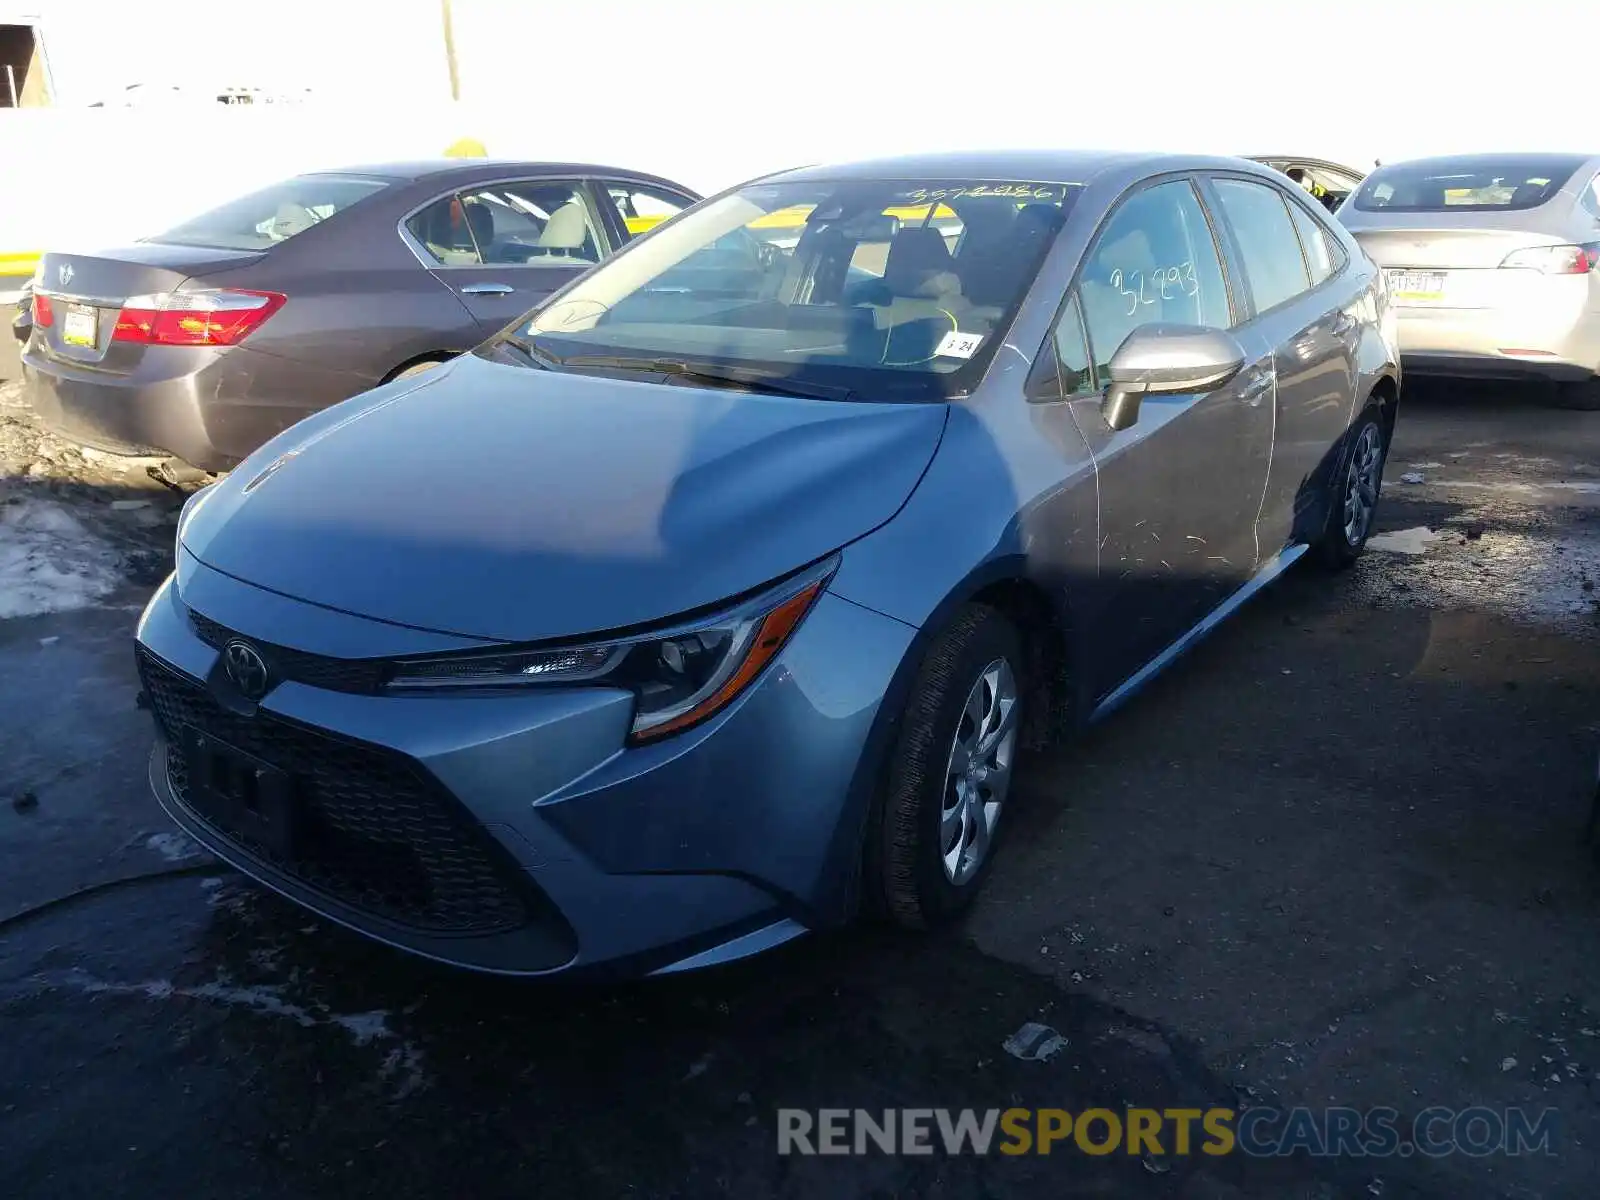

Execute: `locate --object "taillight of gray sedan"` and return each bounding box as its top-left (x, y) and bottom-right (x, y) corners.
top-left (135, 150), bottom-right (1400, 977)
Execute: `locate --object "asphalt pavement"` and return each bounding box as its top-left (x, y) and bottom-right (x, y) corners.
top-left (1, 379), bottom-right (1598, 1200)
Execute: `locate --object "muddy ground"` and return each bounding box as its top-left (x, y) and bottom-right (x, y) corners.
top-left (2, 372), bottom-right (1598, 1200)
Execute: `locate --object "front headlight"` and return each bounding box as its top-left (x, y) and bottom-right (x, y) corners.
top-left (387, 559), bottom-right (836, 744)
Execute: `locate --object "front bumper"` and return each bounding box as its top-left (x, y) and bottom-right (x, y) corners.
top-left (134, 561), bottom-right (916, 977)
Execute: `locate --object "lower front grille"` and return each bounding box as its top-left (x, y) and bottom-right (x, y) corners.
top-left (138, 648), bottom-right (531, 935)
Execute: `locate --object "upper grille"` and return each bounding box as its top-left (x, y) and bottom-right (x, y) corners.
top-left (187, 606), bottom-right (388, 694)
top-left (139, 648), bottom-right (532, 935)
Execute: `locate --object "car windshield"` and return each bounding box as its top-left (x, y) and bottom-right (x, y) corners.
top-left (503, 177), bottom-right (1083, 400)
top-left (1351, 156), bottom-right (1585, 213)
top-left (150, 174), bottom-right (392, 251)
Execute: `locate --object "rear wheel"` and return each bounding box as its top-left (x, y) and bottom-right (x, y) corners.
top-left (871, 604), bottom-right (1025, 928)
top-left (1318, 408), bottom-right (1387, 569)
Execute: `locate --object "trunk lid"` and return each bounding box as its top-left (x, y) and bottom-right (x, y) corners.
top-left (32, 245), bottom-right (264, 368)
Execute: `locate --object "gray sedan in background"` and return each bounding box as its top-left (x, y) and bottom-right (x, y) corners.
top-left (1340, 152), bottom-right (1600, 408)
top-left (19, 159), bottom-right (701, 470)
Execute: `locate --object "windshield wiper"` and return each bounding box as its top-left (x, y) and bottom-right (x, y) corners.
top-left (490, 335), bottom-right (557, 370)
top-left (553, 354), bottom-right (856, 402)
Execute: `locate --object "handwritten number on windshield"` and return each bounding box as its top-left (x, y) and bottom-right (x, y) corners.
top-left (899, 184), bottom-right (1060, 205)
top-left (1110, 261), bottom-right (1200, 316)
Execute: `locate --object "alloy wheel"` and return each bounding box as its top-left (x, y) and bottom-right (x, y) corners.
top-left (1343, 422), bottom-right (1384, 545)
top-left (940, 657), bottom-right (1019, 885)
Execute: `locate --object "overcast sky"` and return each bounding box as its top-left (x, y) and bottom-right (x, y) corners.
top-left (13, 0), bottom-right (1596, 194)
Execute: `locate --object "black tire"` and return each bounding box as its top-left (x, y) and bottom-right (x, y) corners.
top-left (1318, 407), bottom-right (1388, 569)
top-left (1552, 379), bottom-right (1600, 412)
top-left (872, 604), bottom-right (1026, 929)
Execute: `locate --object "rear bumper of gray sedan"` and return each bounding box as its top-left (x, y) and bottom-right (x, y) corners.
top-left (22, 342), bottom-right (369, 471)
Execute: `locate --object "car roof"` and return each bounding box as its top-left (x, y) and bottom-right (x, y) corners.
top-left (761, 148), bottom-right (1271, 186)
top-left (301, 159), bottom-right (694, 187)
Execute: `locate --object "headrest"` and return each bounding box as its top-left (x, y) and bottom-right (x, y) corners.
top-left (1013, 203), bottom-right (1064, 242)
top-left (883, 226), bottom-right (959, 298)
top-left (539, 202), bottom-right (590, 250)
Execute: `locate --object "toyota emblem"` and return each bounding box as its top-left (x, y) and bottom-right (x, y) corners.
top-left (222, 639), bottom-right (271, 700)
top-left (57, 261), bottom-right (73, 287)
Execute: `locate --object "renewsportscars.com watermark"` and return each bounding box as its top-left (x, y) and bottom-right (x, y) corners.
top-left (777, 1106), bottom-right (1559, 1159)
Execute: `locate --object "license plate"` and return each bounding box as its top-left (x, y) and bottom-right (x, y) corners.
top-left (183, 727), bottom-right (299, 859)
top-left (1385, 269), bottom-right (1445, 302)
top-left (61, 303), bottom-right (97, 347)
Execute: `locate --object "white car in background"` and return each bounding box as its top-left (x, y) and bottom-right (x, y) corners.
top-left (1339, 152), bottom-right (1600, 409)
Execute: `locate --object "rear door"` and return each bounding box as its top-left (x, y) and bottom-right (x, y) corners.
top-left (404, 179), bottom-right (616, 334)
top-left (1204, 174), bottom-right (1364, 555)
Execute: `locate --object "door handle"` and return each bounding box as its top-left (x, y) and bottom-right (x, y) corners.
top-left (460, 282), bottom-right (515, 296)
top-left (1330, 311), bottom-right (1357, 336)
top-left (1237, 368), bottom-right (1274, 403)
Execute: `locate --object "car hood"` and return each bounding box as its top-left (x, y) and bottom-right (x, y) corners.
top-left (181, 354), bottom-right (948, 642)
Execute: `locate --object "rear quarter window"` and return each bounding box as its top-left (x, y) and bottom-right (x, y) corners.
top-left (150, 175), bottom-right (391, 251)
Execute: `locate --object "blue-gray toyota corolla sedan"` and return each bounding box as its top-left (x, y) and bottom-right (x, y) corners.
top-left (136, 151), bottom-right (1400, 977)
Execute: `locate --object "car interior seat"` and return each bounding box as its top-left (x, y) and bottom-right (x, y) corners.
top-left (873, 226), bottom-right (968, 330)
top-left (268, 202), bottom-right (319, 241)
top-left (536, 202), bottom-right (595, 261)
top-left (420, 199), bottom-right (482, 265)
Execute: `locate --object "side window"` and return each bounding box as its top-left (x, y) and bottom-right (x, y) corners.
top-left (1077, 178), bottom-right (1231, 378)
top-left (405, 193), bottom-right (483, 266)
top-left (1286, 199), bottom-right (1346, 287)
top-left (1051, 294), bottom-right (1095, 396)
top-left (1582, 174), bottom-right (1600, 220)
top-left (1211, 178), bottom-right (1312, 312)
top-left (606, 183), bottom-right (695, 240)
top-left (461, 180), bottom-right (605, 266)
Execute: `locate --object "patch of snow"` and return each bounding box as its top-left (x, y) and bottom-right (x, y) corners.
top-left (1003, 1021), bottom-right (1068, 1061)
top-left (0, 499), bottom-right (122, 619)
top-left (1368, 527), bottom-right (1444, 556)
top-left (1398, 472), bottom-right (1425, 485)
top-left (145, 831), bottom-right (204, 862)
top-left (1408, 461), bottom-right (1444, 469)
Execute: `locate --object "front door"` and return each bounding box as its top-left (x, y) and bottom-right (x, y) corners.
top-left (1066, 176), bottom-right (1276, 696)
top-left (406, 179), bottom-right (613, 335)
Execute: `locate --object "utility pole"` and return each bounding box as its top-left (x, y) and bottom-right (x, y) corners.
top-left (441, 0), bottom-right (461, 101)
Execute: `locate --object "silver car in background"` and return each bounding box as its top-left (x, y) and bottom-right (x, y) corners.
top-left (1339, 152), bottom-right (1600, 408)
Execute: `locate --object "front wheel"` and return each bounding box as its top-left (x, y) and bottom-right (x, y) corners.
top-left (872, 604), bottom-right (1025, 929)
top-left (1318, 409), bottom-right (1387, 569)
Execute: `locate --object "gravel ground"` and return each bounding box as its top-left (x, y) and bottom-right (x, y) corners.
top-left (2, 379), bottom-right (1599, 1200)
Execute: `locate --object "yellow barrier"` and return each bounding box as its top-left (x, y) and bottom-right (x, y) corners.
top-left (0, 251), bottom-right (41, 279)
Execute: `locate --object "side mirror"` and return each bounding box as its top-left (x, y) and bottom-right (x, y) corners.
top-left (1101, 324), bottom-right (1246, 431)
